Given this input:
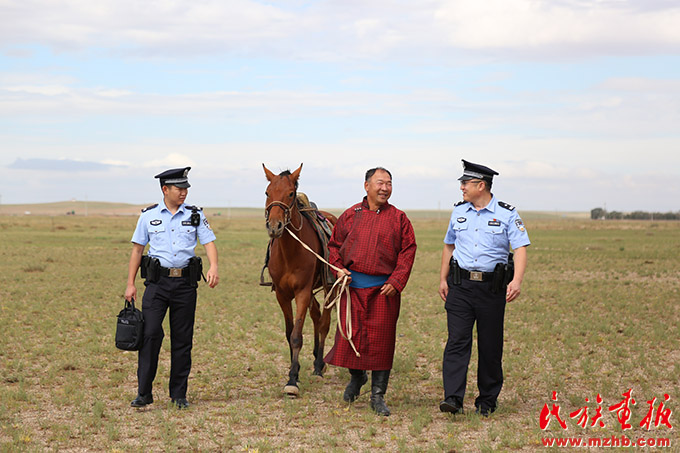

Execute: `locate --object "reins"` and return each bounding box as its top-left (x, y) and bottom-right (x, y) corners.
top-left (284, 226), bottom-right (360, 357)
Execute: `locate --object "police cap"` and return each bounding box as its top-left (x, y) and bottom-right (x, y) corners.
top-left (155, 167), bottom-right (191, 188)
top-left (458, 160), bottom-right (498, 182)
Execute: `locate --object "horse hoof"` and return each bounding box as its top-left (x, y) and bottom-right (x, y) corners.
top-left (312, 364), bottom-right (327, 377)
top-left (284, 385), bottom-right (299, 397)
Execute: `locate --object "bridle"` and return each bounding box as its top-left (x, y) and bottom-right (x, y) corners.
top-left (265, 196), bottom-right (303, 232)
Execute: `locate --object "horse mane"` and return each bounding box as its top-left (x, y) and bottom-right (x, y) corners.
top-left (278, 169), bottom-right (299, 189)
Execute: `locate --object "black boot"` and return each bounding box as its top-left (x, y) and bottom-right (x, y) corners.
top-left (343, 369), bottom-right (368, 402)
top-left (370, 370), bottom-right (391, 416)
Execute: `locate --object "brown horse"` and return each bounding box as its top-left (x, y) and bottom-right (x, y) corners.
top-left (263, 163), bottom-right (337, 397)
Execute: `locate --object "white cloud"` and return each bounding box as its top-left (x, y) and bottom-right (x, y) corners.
top-left (3, 0), bottom-right (680, 60)
top-left (433, 0), bottom-right (680, 57)
top-left (101, 158), bottom-right (130, 166)
top-left (598, 77), bottom-right (680, 92)
top-left (141, 153), bottom-right (196, 169)
top-left (0, 0), bottom-right (297, 55)
top-left (5, 85), bottom-right (72, 96)
top-left (0, 82), bottom-right (457, 118)
top-left (94, 89), bottom-right (133, 98)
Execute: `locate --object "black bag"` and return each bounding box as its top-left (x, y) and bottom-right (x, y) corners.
top-left (115, 299), bottom-right (144, 351)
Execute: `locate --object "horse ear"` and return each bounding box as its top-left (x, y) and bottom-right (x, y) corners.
top-left (263, 163), bottom-right (276, 181)
top-left (291, 163), bottom-right (303, 182)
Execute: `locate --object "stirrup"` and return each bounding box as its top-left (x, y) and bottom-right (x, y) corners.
top-left (259, 264), bottom-right (273, 287)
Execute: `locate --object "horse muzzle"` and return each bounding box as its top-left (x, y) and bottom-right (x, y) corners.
top-left (266, 220), bottom-right (285, 238)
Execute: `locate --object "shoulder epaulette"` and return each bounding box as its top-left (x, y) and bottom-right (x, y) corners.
top-left (141, 203), bottom-right (158, 212)
top-left (454, 200), bottom-right (465, 207)
top-left (498, 201), bottom-right (515, 211)
top-left (185, 205), bottom-right (202, 211)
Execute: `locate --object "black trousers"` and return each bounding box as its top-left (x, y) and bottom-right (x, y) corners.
top-left (442, 278), bottom-right (506, 410)
top-left (138, 276), bottom-right (197, 399)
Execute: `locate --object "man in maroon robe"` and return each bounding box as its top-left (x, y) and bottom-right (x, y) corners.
top-left (324, 167), bottom-right (417, 416)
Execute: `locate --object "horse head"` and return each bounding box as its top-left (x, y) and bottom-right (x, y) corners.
top-left (263, 163), bottom-right (302, 238)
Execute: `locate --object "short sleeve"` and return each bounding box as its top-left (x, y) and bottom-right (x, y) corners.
top-left (131, 214), bottom-right (149, 246)
top-left (507, 211), bottom-right (530, 250)
top-left (196, 211), bottom-right (217, 244)
top-left (443, 213), bottom-right (456, 244)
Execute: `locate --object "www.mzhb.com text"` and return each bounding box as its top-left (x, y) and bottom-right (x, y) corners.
top-left (542, 435), bottom-right (671, 448)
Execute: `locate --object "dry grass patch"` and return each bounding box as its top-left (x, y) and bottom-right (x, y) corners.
top-left (0, 215), bottom-right (678, 451)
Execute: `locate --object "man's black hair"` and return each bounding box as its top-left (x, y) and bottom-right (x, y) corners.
top-left (365, 167), bottom-right (392, 182)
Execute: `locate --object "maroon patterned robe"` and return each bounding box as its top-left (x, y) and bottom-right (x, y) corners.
top-left (324, 197), bottom-right (417, 370)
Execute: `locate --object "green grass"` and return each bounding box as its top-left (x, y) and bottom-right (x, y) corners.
top-left (0, 214), bottom-right (678, 451)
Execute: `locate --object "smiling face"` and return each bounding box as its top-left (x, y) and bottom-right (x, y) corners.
top-left (364, 169), bottom-right (392, 210)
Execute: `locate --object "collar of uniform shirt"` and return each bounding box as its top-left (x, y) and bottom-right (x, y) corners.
top-left (160, 200), bottom-right (187, 214)
top-left (466, 196), bottom-right (496, 213)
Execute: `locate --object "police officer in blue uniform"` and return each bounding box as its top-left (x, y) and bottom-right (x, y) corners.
top-left (124, 167), bottom-right (219, 409)
top-left (438, 160), bottom-right (529, 416)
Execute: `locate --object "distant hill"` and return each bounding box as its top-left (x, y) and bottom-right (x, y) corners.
top-left (0, 201), bottom-right (265, 217)
top-left (0, 201), bottom-right (147, 216)
top-left (0, 200), bottom-right (588, 220)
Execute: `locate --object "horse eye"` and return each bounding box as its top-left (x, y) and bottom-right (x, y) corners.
top-left (265, 191), bottom-right (269, 197)
top-left (289, 192), bottom-right (295, 198)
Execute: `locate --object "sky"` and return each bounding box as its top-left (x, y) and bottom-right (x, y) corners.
top-left (2, 0), bottom-right (680, 212)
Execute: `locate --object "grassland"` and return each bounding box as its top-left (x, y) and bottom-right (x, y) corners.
top-left (0, 209), bottom-right (678, 452)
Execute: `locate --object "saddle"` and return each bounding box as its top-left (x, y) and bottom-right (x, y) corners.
top-left (260, 193), bottom-right (335, 292)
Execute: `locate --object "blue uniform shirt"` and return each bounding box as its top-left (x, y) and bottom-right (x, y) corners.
top-left (443, 195), bottom-right (530, 272)
top-left (131, 201), bottom-right (217, 268)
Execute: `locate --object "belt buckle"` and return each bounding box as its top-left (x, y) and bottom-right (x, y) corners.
top-left (169, 268), bottom-right (183, 278)
top-left (470, 271), bottom-right (483, 282)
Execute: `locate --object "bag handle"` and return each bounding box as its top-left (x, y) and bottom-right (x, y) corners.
top-left (125, 298), bottom-right (136, 311)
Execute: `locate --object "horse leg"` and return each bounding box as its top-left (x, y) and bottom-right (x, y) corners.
top-left (275, 291), bottom-right (296, 380)
top-left (284, 288), bottom-right (311, 397)
top-left (309, 294), bottom-right (327, 377)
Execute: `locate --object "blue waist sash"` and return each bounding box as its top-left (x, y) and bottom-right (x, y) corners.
top-left (349, 270), bottom-right (389, 289)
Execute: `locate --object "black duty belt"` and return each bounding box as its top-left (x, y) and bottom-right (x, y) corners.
top-left (460, 268), bottom-right (494, 282)
top-left (160, 266), bottom-right (189, 278)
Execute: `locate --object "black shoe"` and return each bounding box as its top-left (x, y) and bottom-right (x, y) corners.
top-left (475, 404), bottom-right (496, 417)
top-left (369, 370), bottom-right (391, 416)
top-left (343, 370), bottom-right (368, 402)
top-left (439, 397), bottom-right (463, 414)
top-left (131, 393), bottom-right (153, 407)
top-left (172, 397), bottom-right (190, 409)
